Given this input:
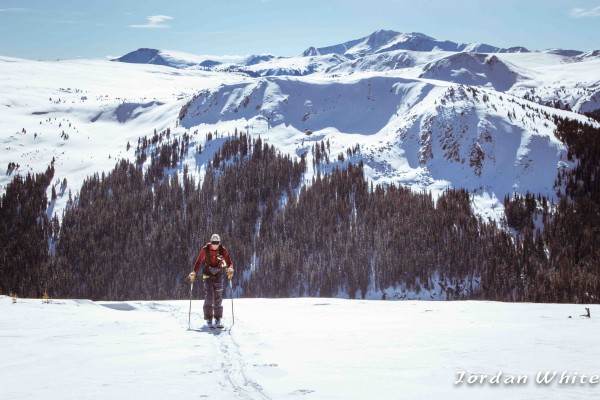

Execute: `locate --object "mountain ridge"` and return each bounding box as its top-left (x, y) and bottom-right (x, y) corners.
top-left (301, 30), bottom-right (531, 58)
top-left (113, 29), bottom-right (599, 75)
top-left (111, 29), bottom-right (600, 103)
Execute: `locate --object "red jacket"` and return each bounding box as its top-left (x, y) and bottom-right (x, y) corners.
top-left (193, 243), bottom-right (233, 275)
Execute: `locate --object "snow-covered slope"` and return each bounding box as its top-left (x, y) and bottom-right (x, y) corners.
top-left (0, 56), bottom-right (250, 215)
top-left (505, 57), bottom-right (600, 114)
top-left (419, 53), bottom-right (529, 91)
top-left (325, 50), bottom-right (441, 75)
top-left (241, 53), bottom-right (349, 77)
top-left (578, 50), bottom-right (600, 61)
top-left (3, 295), bottom-right (598, 400)
top-left (176, 71), bottom-right (589, 220)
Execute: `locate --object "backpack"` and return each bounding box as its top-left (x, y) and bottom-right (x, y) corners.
top-left (203, 243), bottom-right (225, 276)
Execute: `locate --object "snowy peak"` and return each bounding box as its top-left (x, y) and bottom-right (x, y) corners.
top-left (302, 46), bottom-right (320, 57)
top-left (113, 48), bottom-right (210, 68)
top-left (114, 48), bottom-right (166, 65)
top-left (373, 31), bottom-right (463, 53)
top-left (302, 30), bottom-right (530, 59)
top-left (362, 29), bottom-right (406, 54)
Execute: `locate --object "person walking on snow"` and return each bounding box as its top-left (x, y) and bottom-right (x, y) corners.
top-left (188, 234), bottom-right (234, 329)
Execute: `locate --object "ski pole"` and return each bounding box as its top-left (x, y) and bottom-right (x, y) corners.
top-left (228, 271), bottom-right (235, 330)
top-left (188, 281), bottom-right (194, 330)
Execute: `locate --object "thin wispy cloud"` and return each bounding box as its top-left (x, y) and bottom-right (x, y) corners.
top-left (569, 6), bottom-right (600, 18)
top-left (130, 15), bottom-right (173, 29)
top-left (0, 8), bottom-right (30, 12)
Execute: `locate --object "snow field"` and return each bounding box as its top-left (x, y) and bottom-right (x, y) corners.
top-left (2, 296), bottom-right (598, 399)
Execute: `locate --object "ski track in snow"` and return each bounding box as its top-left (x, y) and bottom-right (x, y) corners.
top-left (218, 333), bottom-right (271, 400)
top-left (138, 300), bottom-right (270, 399)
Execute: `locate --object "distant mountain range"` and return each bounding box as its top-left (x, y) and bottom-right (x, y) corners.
top-left (114, 29), bottom-right (598, 74)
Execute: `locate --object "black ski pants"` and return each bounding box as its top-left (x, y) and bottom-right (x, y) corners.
top-left (203, 275), bottom-right (224, 320)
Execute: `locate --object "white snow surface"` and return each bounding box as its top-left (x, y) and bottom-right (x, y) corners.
top-left (2, 295), bottom-right (599, 399)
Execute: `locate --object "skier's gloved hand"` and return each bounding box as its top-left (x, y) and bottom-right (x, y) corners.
top-left (188, 271), bottom-right (196, 283)
top-left (226, 266), bottom-right (234, 274)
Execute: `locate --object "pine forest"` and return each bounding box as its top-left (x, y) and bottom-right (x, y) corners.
top-left (2, 119), bottom-right (600, 303)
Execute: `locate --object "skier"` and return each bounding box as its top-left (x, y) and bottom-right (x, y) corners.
top-left (188, 234), bottom-right (234, 329)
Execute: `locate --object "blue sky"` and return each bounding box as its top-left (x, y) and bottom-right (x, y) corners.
top-left (1, 0), bottom-right (599, 60)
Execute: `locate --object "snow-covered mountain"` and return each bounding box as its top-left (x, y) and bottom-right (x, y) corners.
top-left (301, 30), bottom-right (529, 58)
top-left (111, 30), bottom-right (591, 79)
top-left (2, 30), bottom-right (600, 221)
top-left (113, 48), bottom-right (277, 70)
